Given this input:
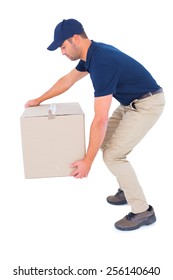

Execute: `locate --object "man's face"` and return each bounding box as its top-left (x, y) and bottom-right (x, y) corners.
top-left (60, 37), bottom-right (80, 61)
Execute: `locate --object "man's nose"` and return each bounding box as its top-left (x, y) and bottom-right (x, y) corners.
top-left (61, 49), bottom-right (65, 55)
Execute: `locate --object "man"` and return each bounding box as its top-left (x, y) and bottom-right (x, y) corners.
top-left (25, 19), bottom-right (165, 231)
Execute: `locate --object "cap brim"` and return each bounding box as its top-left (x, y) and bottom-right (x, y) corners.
top-left (47, 40), bottom-right (61, 51)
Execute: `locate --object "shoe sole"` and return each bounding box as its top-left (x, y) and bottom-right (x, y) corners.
top-left (114, 214), bottom-right (156, 231)
top-left (107, 199), bottom-right (127, 205)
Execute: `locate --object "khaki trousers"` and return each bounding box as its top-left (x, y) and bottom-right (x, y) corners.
top-left (101, 93), bottom-right (165, 213)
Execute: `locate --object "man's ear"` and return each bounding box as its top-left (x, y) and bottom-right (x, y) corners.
top-left (73, 34), bottom-right (81, 44)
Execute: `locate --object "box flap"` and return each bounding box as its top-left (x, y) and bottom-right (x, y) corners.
top-left (21, 102), bottom-right (84, 118)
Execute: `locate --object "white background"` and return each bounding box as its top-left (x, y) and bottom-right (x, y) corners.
top-left (0, 0), bottom-right (173, 279)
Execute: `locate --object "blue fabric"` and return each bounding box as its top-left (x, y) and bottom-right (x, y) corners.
top-left (76, 41), bottom-right (161, 105)
top-left (47, 19), bottom-right (84, 51)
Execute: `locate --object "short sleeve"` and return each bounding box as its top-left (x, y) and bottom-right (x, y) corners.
top-left (76, 60), bottom-right (88, 72)
top-left (91, 64), bottom-right (121, 97)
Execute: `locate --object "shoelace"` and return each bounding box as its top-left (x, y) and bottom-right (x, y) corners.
top-left (126, 212), bottom-right (136, 220)
top-left (117, 188), bottom-right (123, 196)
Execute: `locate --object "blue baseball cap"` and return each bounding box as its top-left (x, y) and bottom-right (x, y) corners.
top-left (47, 19), bottom-right (84, 51)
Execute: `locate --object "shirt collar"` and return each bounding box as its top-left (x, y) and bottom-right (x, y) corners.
top-left (86, 40), bottom-right (98, 69)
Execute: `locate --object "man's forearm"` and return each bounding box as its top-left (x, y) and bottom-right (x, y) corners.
top-left (85, 118), bottom-right (108, 164)
top-left (38, 69), bottom-right (88, 103)
top-left (25, 69), bottom-right (88, 108)
top-left (37, 76), bottom-right (70, 103)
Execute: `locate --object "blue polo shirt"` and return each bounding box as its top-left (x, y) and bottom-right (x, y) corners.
top-left (76, 41), bottom-right (161, 105)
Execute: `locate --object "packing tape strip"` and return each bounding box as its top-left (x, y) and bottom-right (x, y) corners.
top-left (48, 103), bottom-right (56, 119)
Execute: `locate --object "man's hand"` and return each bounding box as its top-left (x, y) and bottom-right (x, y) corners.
top-left (70, 95), bottom-right (112, 179)
top-left (25, 98), bottom-right (40, 108)
top-left (70, 158), bottom-right (92, 179)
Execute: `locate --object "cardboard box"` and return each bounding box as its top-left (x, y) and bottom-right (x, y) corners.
top-left (20, 102), bottom-right (86, 178)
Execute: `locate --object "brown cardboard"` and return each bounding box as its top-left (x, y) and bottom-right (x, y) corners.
top-left (20, 102), bottom-right (86, 178)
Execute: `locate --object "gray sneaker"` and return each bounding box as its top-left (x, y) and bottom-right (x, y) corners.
top-left (107, 188), bottom-right (127, 205)
top-left (114, 205), bottom-right (156, 231)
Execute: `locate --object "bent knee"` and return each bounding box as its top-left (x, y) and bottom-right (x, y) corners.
top-left (102, 147), bottom-right (121, 165)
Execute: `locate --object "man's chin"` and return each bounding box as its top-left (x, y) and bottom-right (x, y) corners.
top-left (66, 55), bottom-right (78, 61)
